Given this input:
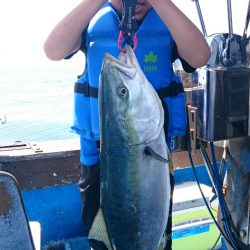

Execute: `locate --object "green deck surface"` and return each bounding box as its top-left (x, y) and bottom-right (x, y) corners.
top-left (172, 206), bottom-right (221, 250)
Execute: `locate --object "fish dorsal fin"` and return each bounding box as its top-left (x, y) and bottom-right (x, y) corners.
top-left (88, 208), bottom-right (112, 250)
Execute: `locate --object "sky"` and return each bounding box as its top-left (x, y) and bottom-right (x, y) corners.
top-left (0, 0), bottom-right (84, 70)
top-left (0, 0), bottom-right (249, 69)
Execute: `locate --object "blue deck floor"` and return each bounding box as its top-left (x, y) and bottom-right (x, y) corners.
top-left (22, 165), bottom-right (225, 249)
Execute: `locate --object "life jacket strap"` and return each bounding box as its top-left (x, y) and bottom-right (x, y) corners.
top-left (74, 81), bottom-right (182, 99)
top-left (74, 82), bottom-right (98, 98)
top-left (156, 81), bottom-right (184, 140)
top-left (96, 140), bottom-right (100, 151)
top-left (156, 81), bottom-right (184, 99)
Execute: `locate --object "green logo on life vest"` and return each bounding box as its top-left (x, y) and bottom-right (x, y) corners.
top-left (144, 51), bottom-right (158, 63)
top-left (144, 51), bottom-right (158, 72)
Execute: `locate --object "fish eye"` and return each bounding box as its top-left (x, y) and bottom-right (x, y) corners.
top-left (118, 87), bottom-right (128, 97)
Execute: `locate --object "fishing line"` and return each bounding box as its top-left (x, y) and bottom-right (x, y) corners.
top-left (211, 233), bottom-right (222, 250)
top-left (188, 151), bottom-right (232, 247)
top-left (209, 142), bottom-right (241, 250)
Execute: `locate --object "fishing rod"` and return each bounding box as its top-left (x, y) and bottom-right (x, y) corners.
top-left (191, 0), bottom-right (207, 37)
top-left (226, 0), bottom-right (233, 38)
top-left (243, 0), bottom-right (250, 39)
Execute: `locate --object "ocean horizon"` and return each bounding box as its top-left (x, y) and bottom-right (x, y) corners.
top-left (0, 65), bottom-right (83, 144)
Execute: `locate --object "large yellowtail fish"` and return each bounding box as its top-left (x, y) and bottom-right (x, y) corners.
top-left (89, 45), bottom-right (170, 250)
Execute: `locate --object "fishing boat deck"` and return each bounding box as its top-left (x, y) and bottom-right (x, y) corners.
top-left (0, 139), bottom-right (223, 189)
top-left (0, 139), bottom-right (223, 249)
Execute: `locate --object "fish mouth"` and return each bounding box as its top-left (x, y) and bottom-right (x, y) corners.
top-left (103, 46), bottom-right (137, 78)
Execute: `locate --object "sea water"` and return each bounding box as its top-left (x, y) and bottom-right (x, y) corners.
top-left (0, 66), bottom-right (82, 143)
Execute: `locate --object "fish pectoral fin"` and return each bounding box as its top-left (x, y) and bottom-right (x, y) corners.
top-left (144, 146), bottom-right (169, 164)
top-left (88, 208), bottom-right (112, 250)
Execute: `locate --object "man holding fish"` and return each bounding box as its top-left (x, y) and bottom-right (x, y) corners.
top-left (44, 0), bottom-right (210, 249)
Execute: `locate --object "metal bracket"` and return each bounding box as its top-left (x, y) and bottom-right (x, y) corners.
top-left (0, 141), bottom-right (43, 153)
top-left (187, 105), bottom-right (198, 154)
top-left (0, 141), bottom-right (30, 152)
top-left (28, 143), bottom-right (43, 153)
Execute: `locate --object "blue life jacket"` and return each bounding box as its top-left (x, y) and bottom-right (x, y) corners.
top-left (72, 3), bottom-right (186, 144)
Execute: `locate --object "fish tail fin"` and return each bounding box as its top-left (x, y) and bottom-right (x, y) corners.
top-left (88, 208), bottom-right (112, 250)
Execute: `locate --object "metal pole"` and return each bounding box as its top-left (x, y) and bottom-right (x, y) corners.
top-left (243, 0), bottom-right (250, 39)
top-left (192, 0), bottom-right (207, 37)
top-left (227, 0), bottom-right (233, 38)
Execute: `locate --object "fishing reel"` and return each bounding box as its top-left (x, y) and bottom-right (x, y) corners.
top-left (174, 36), bottom-right (250, 151)
top-left (190, 34), bottom-right (249, 143)
top-left (177, 0), bottom-right (250, 154)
